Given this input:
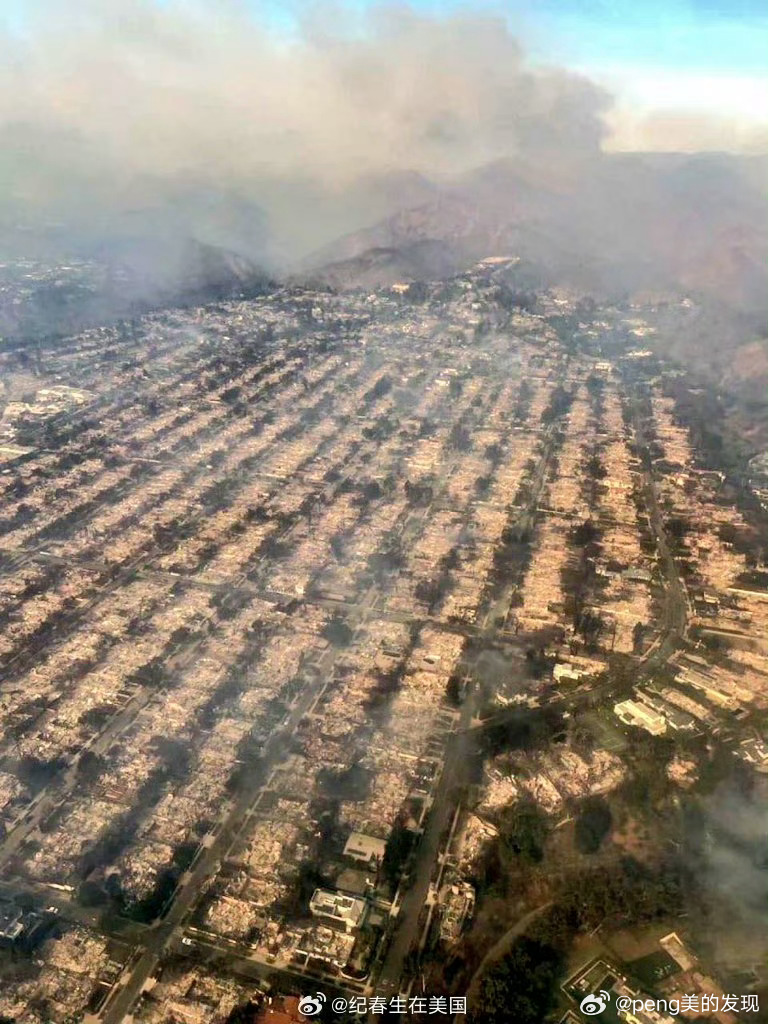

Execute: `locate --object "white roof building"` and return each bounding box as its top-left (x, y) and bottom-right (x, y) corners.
top-left (614, 699), bottom-right (667, 736)
top-left (343, 832), bottom-right (387, 866)
top-left (553, 663), bottom-right (584, 684)
top-left (309, 889), bottom-right (367, 933)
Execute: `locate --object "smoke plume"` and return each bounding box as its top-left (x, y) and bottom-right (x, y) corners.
top-left (0, 1), bottom-right (613, 261)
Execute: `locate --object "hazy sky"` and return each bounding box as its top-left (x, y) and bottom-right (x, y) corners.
top-left (521, 0), bottom-right (768, 151)
top-left (253, 0), bottom-right (768, 148)
top-left (1, 0), bottom-right (765, 261)
top-left (6, 0), bottom-right (767, 152)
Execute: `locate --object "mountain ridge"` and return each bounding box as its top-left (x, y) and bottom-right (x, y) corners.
top-left (305, 151), bottom-right (768, 314)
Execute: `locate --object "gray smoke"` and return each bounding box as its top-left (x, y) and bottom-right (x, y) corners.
top-left (0, 1), bottom-right (612, 262)
top-left (699, 777), bottom-right (768, 966)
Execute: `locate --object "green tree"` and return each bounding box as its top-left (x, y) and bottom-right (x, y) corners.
top-left (382, 818), bottom-right (416, 889)
top-left (322, 616), bottom-right (354, 647)
top-left (574, 795), bottom-right (613, 854)
top-left (472, 937), bottom-right (563, 1024)
top-left (500, 798), bottom-right (549, 864)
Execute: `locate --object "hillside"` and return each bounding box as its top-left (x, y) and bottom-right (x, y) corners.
top-left (308, 152), bottom-right (768, 314)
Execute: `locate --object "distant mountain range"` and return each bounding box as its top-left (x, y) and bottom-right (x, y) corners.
top-left (2, 150), bottom-right (765, 437)
top-left (303, 151), bottom-right (768, 441)
top-left (0, 236), bottom-right (274, 342)
top-left (306, 152), bottom-right (768, 315)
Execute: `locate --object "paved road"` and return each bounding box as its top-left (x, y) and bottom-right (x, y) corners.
top-left (100, 654), bottom-right (335, 1024)
top-left (376, 689), bottom-right (477, 997)
top-left (457, 381), bottom-right (690, 1014)
top-left (0, 592), bottom-right (226, 870)
top-left (376, 414), bottom-right (561, 997)
top-left (97, 382), bottom-right (490, 1019)
top-left (631, 395), bottom-right (689, 669)
top-left (466, 901), bottom-right (553, 1002)
top-left (32, 364), bottom-right (694, 1021)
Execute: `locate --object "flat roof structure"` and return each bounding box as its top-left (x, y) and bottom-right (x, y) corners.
top-left (614, 699), bottom-right (667, 736)
top-left (309, 889), bottom-right (366, 933)
top-left (343, 831), bottom-right (387, 865)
